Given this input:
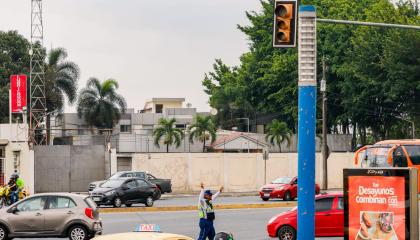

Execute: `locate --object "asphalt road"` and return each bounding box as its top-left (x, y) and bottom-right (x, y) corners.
top-left (98, 195), bottom-right (287, 208)
top-left (18, 207), bottom-right (342, 240)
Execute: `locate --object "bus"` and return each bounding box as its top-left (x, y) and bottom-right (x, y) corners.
top-left (354, 139), bottom-right (420, 190)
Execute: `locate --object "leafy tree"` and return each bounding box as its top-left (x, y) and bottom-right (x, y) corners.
top-left (203, 0), bottom-right (420, 144)
top-left (77, 78), bottom-right (126, 130)
top-left (265, 119), bottom-right (291, 152)
top-left (0, 31), bottom-right (31, 123)
top-left (188, 115), bottom-right (217, 152)
top-left (45, 48), bottom-right (80, 142)
top-left (153, 118), bottom-right (184, 152)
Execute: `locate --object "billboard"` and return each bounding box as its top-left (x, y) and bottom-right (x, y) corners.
top-left (344, 168), bottom-right (418, 240)
top-left (10, 74), bottom-right (27, 113)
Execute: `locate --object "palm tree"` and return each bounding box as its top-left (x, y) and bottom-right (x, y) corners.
top-left (153, 118), bottom-right (184, 152)
top-left (45, 48), bottom-right (80, 143)
top-left (265, 120), bottom-right (292, 152)
top-left (188, 115), bottom-right (217, 152)
top-left (77, 78), bottom-right (126, 130)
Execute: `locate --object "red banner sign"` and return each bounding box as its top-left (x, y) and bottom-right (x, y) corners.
top-left (10, 75), bottom-right (27, 113)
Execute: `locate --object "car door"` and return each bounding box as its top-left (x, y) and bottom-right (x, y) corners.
top-left (122, 179), bottom-right (139, 202)
top-left (136, 179), bottom-right (152, 200)
top-left (43, 196), bottom-right (77, 234)
top-left (315, 197), bottom-right (335, 236)
top-left (290, 178), bottom-right (298, 199)
top-left (7, 196), bottom-right (47, 233)
top-left (332, 196), bottom-right (344, 236)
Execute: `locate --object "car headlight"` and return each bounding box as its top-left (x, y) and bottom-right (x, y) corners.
top-left (104, 190), bottom-right (116, 196)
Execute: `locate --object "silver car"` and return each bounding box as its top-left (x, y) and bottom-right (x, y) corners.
top-left (0, 193), bottom-right (102, 240)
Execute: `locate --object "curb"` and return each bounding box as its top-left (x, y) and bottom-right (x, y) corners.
top-left (99, 202), bottom-right (296, 214)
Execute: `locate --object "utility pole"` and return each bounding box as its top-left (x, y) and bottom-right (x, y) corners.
top-left (297, 6), bottom-right (317, 240)
top-left (321, 57), bottom-right (329, 190)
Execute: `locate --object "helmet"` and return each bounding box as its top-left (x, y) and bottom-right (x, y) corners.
top-left (10, 173), bottom-right (18, 180)
top-left (215, 232), bottom-right (234, 240)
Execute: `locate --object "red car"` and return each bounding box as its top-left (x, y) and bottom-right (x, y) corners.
top-left (267, 192), bottom-right (344, 240)
top-left (259, 176), bottom-right (320, 201)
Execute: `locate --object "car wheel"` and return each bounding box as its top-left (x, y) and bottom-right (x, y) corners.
top-left (262, 197), bottom-right (269, 201)
top-left (125, 203), bottom-right (132, 207)
top-left (283, 191), bottom-right (292, 201)
top-left (154, 189), bottom-right (162, 200)
top-left (145, 196), bottom-right (154, 207)
top-left (277, 225), bottom-right (296, 240)
top-left (0, 225), bottom-right (10, 240)
top-left (68, 225), bottom-right (88, 240)
top-left (113, 197), bottom-right (122, 208)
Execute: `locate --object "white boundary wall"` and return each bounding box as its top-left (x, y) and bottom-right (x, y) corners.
top-left (129, 152), bottom-right (354, 192)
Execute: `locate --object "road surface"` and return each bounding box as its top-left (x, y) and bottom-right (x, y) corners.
top-left (19, 207), bottom-right (342, 240)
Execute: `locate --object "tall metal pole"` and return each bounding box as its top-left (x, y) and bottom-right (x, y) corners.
top-left (30, 0), bottom-right (46, 145)
top-left (321, 57), bottom-right (328, 190)
top-left (297, 6), bottom-right (317, 240)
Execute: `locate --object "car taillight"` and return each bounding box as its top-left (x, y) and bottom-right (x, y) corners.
top-left (85, 208), bottom-right (94, 219)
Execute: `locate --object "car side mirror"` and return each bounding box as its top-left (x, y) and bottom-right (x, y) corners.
top-left (8, 206), bottom-right (18, 214)
top-left (121, 185), bottom-right (129, 190)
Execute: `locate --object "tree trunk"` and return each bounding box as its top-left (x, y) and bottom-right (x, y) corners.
top-left (203, 138), bottom-right (206, 153)
top-left (46, 114), bottom-right (51, 145)
top-left (166, 144), bottom-right (169, 153)
top-left (278, 143), bottom-right (282, 153)
top-left (352, 122), bottom-right (357, 150)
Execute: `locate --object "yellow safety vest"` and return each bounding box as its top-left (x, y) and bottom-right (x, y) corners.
top-left (198, 200), bottom-right (214, 219)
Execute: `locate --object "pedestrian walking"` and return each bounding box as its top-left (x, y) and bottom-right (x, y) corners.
top-left (197, 182), bottom-right (223, 240)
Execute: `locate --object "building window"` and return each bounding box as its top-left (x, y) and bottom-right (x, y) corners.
top-left (175, 124), bottom-right (186, 129)
top-left (155, 104), bottom-right (163, 113)
top-left (120, 125), bottom-right (132, 133)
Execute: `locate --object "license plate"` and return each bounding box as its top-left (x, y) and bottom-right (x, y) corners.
top-left (93, 197), bottom-right (101, 202)
top-left (264, 193), bottom-right (270, 197)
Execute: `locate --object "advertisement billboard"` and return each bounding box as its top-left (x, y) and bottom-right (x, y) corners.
top-left (10, 74), bottom-right (27, 113)
top-left (344, 168), bottom-right (418, 240)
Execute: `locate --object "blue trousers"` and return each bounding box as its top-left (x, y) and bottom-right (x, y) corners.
top-left (198, 218), bottom-right (215, 240)
top-left (10, 190), bottom-right (19, 204)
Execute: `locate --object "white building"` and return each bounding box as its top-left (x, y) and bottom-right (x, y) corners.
top-left (0, 124), bottom-right (34, 194)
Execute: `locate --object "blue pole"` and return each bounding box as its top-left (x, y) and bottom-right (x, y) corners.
top-left (297, 5), bottom-right (317, 240)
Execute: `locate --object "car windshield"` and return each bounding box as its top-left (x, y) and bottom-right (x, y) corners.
top-left (101, 179), bottom-right (125, 188)
top-left (272, 177), bottom-right (292, 184)
top-left (109, 173), bottom-right (123, 180)
top-left (360, 147), bottom-right (391, 167)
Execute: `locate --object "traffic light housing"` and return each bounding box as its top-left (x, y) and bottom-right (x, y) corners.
top-left (273, 0), bottom-right (297, 48)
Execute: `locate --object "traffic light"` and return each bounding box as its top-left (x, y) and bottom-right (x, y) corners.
top-left (273, 0), bottom-right (297, 48)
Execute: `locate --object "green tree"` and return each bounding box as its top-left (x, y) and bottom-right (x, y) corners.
top-left (45, 48), bottom-right (80, 142)
top-left (203, 0), bottom-right (420, 143)
top-left (265, 119), bottom-right (291, 152)
top-left (153, 118), bottom-right (184, 153)
top-left (0, 31), bottom-right (31, 123)
top-left (77, 78), bottom-right (126, 130)
top-left (188, 115), bottom-right (217, 152)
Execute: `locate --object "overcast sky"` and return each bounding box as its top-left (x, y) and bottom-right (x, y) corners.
top-left (0, 0), bottom-right (261, 112)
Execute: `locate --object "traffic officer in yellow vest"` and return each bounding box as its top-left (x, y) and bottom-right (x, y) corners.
top-left (198, 182), bottom-right (223, 240)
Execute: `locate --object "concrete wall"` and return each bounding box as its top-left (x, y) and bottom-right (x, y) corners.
top-left (34, 145), bottom-right (106, 193)
top-left (131, 152), bottom-right (354, 192)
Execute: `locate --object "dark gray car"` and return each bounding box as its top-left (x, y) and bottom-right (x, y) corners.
top-left (0, 193), bottom-right (102, 240)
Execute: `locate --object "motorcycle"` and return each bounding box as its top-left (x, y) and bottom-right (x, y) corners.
top-left (0, 185), bottom-right (11, 208)
top-left (0, 185), bottom-right (30, 208)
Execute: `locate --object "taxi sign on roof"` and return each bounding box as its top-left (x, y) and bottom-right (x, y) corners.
top-left (134, 224), bottom-right (161, 233)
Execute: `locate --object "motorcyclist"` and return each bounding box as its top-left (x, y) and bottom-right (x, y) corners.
top-left (10, 173), bottom-right (24, 204)
top-left (8, 174), bottom-right (18, 204)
